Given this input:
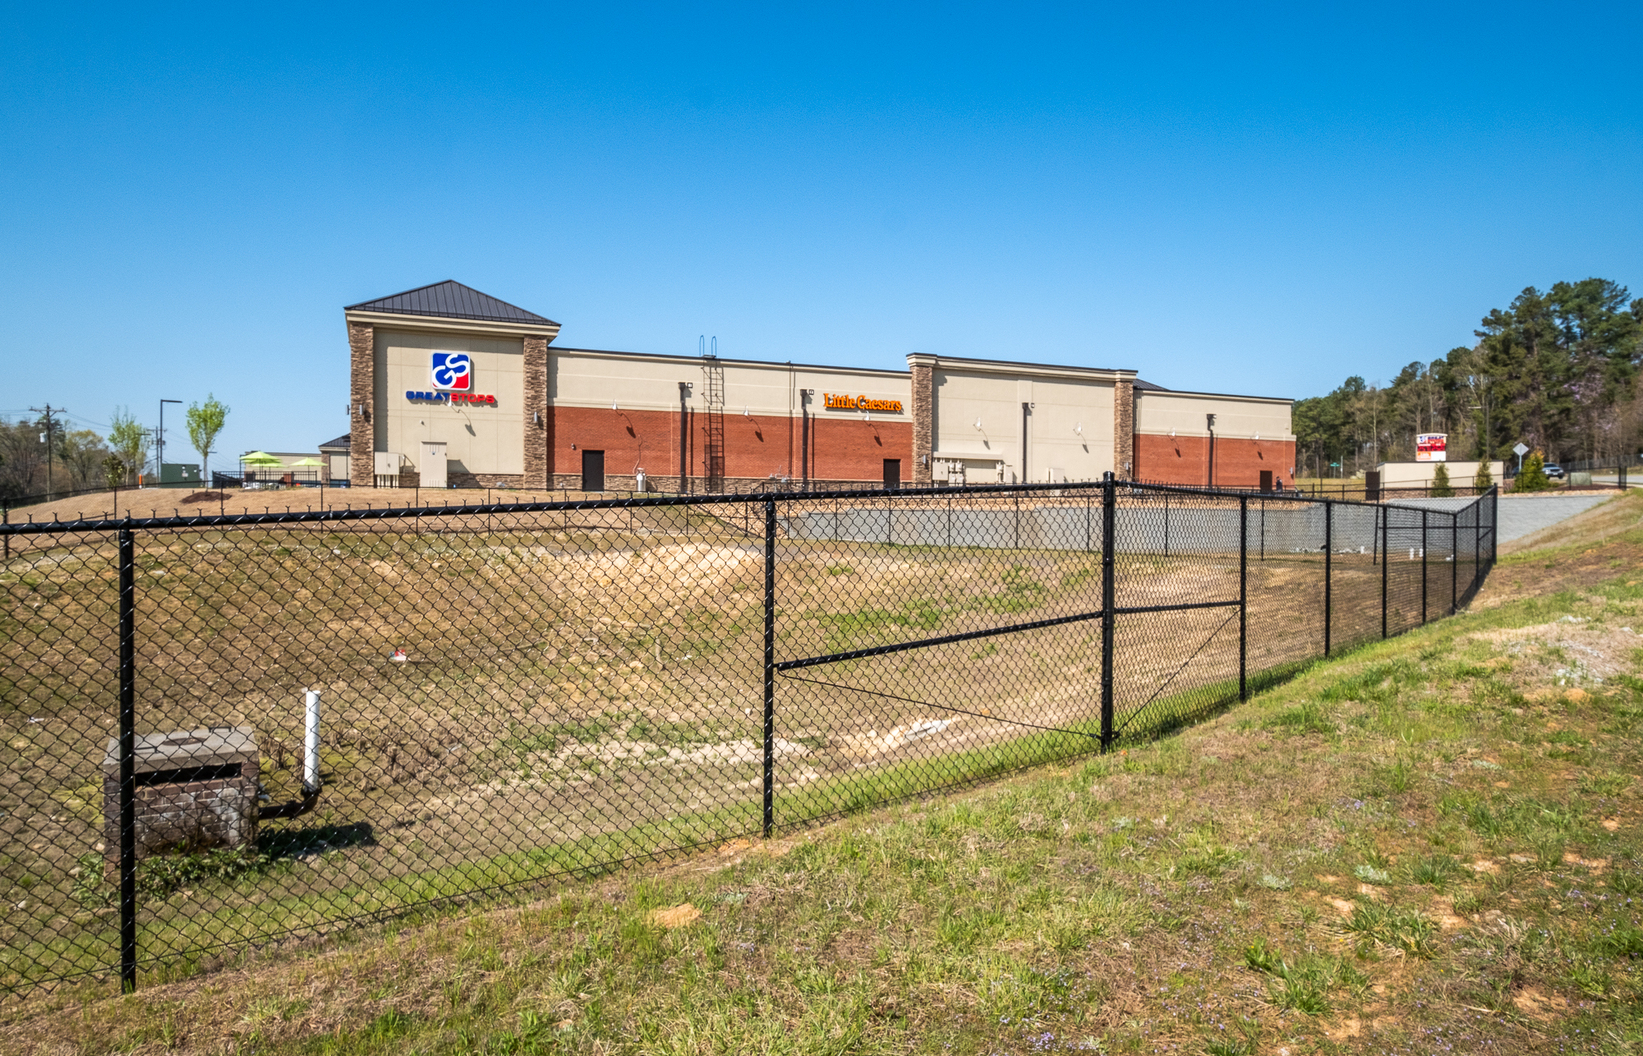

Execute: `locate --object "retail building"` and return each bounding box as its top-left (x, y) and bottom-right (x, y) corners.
top-left (345, 281), bottom-right (1295, 491)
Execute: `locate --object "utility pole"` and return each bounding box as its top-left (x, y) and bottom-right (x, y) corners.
top-left (158, 398), bottom-right (182, 488)
top-left (1471, 374), bottom-right (1492, 462)
top-left (29, 405), bottom-right (63, 501)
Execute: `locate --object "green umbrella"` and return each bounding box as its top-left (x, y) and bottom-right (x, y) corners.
top-left (289, 457), bottom-right (324, 467)
top-left (240, 451), bottom-right (283, 466)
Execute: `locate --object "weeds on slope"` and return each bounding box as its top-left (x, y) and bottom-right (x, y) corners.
top-left (5, 530), bottom-right (1643, 1054)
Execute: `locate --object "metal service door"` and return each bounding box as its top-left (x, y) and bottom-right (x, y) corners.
top-left (883, 459), bottom-right (901, 490)
top-left (419, 441), bottom-right (448, 489)
top-left (581, 449), bottom-right (605, 492)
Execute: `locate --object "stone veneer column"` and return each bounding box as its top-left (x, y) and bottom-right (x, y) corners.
top-left (522, 335), bottom-right (549, 488)
top-left (348, 322), bottom-right (375, 487)
top-left (910, 360), bottom-right (934, 485)
top-left (1113, 379), bottom-right (1135, 480)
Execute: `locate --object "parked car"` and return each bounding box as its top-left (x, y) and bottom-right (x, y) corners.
top-left (1544, 464), bottom-right (1566, 479)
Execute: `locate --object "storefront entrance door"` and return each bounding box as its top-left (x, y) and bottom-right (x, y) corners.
top-left (582, 450), bottom-right (605, 492)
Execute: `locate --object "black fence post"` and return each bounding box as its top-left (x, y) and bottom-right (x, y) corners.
top-left (1323, 499), bottom-right (1332, 657)
top-left (118, 521), bottom-right (137, 992)
top-left (1478, 499), bottom-right (1491, 591)
top-left (1163, 490), bottom-right (1169, 558)
top-left (1239, 495), bottom-right (1248, 702)
top-left (1421, 508), bottom-right (1429, 625)
top-left (1380, 507), bottom-right (1389, 639)
top-left (1099, 472), bottom-right (1116, 748)
top-left (1451, 511), bottom-right (1459, 615)
top-left (762, 499), bottom-right (776, 838)
top-left (1491, 486), bottom-right (1498, 566)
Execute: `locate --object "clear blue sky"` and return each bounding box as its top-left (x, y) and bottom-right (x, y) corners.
top-left (3, 2), bottom-right (1639, 462)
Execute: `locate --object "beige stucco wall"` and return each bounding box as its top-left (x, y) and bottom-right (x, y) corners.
top-left (1376, 460), bottom-right (1504, 486)
top-left (930, 368), bottom-right (1118, 483)
top-left (549, 349), bottom-right (909, 418)
top-left (377, 329), bottom-right (525, 477)
top-left (1134, 390), bottom-right (1293, 441)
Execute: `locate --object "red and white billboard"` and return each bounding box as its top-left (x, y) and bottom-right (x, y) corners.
top-left (1416, 433), bottom-right (1447, 462)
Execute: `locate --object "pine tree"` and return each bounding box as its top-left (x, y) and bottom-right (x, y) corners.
top-left (1473, 459), bottom-right (1494, 490)
top-left (1431, 463), bottom-right (1454, 497)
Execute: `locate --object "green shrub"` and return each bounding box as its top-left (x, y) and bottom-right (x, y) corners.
top-left (1513, 451), bottom-right (1553, 493)
top-left (1431, 463), bottom-right (1454, 498)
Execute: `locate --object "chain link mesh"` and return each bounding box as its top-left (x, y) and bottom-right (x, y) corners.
top-left (0, 482), bottom-right (1496, 992)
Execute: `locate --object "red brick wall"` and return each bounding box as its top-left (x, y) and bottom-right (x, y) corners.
top-left (1134, 433), bottom-right (1297, 488)
top-left (808, 415), bottom-right (912, 483)
top-left (549, 405), bottom-right (912, 488)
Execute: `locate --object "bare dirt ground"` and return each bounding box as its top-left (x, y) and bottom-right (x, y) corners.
top-left (0, 487), bottom-right (1635, 1053)
top-left (6, 487), bottom-right (615, 525)
top-left (0, 490), bottom-right (1492, 993)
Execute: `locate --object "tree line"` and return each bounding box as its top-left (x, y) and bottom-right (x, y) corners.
top-left (0, 397), bottom-right (229, 504)
top-left (1293, 278), bottom-right (1641, 478)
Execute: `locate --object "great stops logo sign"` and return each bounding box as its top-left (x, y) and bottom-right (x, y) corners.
top-left (431, 352), bottom-right (471, 391)
top-left (407, 352), bottom-right (496, 404)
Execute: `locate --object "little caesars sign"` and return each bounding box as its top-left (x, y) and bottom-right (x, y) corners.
top-left (823, 393), bottom-right (904, 413)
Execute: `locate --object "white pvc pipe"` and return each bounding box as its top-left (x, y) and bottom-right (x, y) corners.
top-left (303, 689), bottom-right (322, 791)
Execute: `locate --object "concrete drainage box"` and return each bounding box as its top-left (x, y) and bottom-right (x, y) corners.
top-left (102, 726), bottom-right (260, 865)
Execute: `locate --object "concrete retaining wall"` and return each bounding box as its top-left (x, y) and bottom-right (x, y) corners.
top-left (781, 499), bottom-right (1490, 558)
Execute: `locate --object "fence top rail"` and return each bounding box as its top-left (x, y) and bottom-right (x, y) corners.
top-left (0, 479), bottom-right (1498, 537)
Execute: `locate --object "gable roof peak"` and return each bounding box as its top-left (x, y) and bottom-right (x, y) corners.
top-left (346, 280), bottom-right (557, 327)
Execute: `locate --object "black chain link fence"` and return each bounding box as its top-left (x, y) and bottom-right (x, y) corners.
top-left (0, 477), bottom-right (1496, 994)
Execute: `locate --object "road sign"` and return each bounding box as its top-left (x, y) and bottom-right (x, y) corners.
top-left (1512, 442), bottom-right (1529, 456)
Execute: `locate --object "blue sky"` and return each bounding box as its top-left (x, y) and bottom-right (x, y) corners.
top-left (3, 2), bottom-right (1639, 461)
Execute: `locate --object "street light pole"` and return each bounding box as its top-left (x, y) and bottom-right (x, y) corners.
top-left (159, 399), bottom-right (181, 488)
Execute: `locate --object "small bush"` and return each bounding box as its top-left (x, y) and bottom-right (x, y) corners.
top-left (1431, 464), bottom-right (1454, 498)
top-left (1513, 451), bottom-right (1553, 493)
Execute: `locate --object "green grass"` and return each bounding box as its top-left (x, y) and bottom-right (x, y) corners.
top-left (7, 500), bottom-right (1643, 1052)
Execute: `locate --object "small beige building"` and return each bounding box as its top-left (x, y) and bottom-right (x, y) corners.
top-left (1376, 460), bottom-right (1505, 488)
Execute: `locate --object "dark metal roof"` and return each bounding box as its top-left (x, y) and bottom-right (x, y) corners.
top-left (318, 434), bottom-right (351, 451)
top-left (346, 281), bottom-right (557, 326)
top-left (1133, 378), bottom-right (1169, 391)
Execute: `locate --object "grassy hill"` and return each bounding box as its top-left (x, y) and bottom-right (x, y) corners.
top-left (4, 492), bottom-right (1641, 1055)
